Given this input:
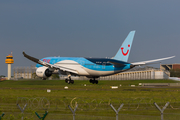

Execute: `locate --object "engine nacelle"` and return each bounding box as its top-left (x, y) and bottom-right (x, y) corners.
top-left (36, 67), bottom-right (52, 78)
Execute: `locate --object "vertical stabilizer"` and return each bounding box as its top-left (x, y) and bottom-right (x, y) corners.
top-left (113, 31), bottom-right (135, 62)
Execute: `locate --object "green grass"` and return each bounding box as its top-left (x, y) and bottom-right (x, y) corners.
top-left (0, 79), bottom-right (180, 120)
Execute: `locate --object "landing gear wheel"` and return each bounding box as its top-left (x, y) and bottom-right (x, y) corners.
top-left (89, 79), bottom-right (93, 83)
top-left (92, 81), bottom-right (95, 84)
top-left (65, 79), bottom-right (68, 83)
top-left (89, 78), bottom-right (98, 84)
top-left (66, 79), bottom-right (74, 84)
top-left (67, 80), bottom-right (71, 84)
top-left (71, 80), bottom-right (74, 84)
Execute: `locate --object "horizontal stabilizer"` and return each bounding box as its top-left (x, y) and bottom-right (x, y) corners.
top-left (131, 56), bottom-right (175, 66)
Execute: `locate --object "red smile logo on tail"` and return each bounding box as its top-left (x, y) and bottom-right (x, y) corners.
top-left (121, 44), bottom-right (130, 56)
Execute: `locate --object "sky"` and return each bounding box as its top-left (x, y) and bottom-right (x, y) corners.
top-left (0, 0), bottom-right (180, 76)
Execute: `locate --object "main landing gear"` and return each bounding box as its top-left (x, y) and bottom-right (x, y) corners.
top-left (65, 76), bottom-right (74, 84)
top-left (89, 78), bottom-right (98, 84)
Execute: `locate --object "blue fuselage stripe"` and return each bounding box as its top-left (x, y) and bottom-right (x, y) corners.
top-left (36, 57), bottom-right (131, 72)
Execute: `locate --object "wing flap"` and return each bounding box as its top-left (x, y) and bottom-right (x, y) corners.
top-left (39, 60), bottom-right (78, 74)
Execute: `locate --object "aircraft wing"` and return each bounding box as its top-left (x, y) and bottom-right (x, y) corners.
top-left (131, 56), bottom-right (175, 66)
top-left (22, 52), bottom-right (78, 74)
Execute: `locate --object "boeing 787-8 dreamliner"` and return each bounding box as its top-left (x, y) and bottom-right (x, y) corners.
top-left (23, 31), bottom-right (174, 84)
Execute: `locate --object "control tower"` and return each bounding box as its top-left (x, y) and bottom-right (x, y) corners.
top-left (5, 52), bottom-right (14, 80)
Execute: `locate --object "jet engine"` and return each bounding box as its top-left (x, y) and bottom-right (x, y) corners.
top-left (36, 67), bottom-right (53, 78)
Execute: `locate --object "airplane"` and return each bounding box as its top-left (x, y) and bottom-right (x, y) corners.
top-left (23, 31), bottom-right (175, 84)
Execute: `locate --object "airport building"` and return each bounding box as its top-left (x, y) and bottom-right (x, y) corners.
top-left (99, 66), bottom-right (169, 80)
top-left (13, 66), bottom-right (170, 80)
top-left (60, 66), bottom-right (170, 80)
top-left (13, 66), bottom-right (36, 79)
top-left (160, 64), bottom-right (180, 71)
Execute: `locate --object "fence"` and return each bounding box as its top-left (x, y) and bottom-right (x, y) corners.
top-left (1, 97), bottom-right (180, 119)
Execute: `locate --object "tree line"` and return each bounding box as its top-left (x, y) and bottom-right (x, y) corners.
top-left (170, 69), bottom-right (180, 77)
